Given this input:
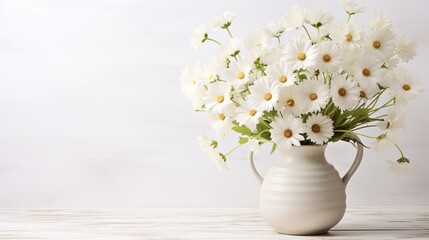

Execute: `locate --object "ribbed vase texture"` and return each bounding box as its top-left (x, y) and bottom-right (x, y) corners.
top-left (259, 145), bottom-right (346, 235)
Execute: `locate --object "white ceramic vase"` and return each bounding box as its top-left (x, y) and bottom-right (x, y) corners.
top-left (248, 134), bottom-right (363, 235)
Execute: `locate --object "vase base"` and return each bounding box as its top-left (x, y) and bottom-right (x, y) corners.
top-left (277, 230), bottom-right (329, 236)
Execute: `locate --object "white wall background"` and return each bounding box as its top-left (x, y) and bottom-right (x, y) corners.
top-left (0, 0), bottom-right (428, 208)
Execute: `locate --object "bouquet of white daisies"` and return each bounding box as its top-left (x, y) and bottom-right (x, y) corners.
top-left (180, 0), bottom-right (423, 170)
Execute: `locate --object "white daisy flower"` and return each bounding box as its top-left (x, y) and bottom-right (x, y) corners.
top-left (354, 54), bottom-right (383, 86)
top-left (223, 61), bottom-right (252, 89)
top-left (371, 133), bottom-right (396, 152)
top-left (387, 160), bottom-right (413, 174)
top-left (180, 63), bottom-right (205, 96)
top-left (306, 10), bottom-right (333, 28)
top-left (211, 11), bottom-right (235, 30)
top-left (389, 68), bottom-right (424, 104)
top-left (248, 77), bottom-right (281, 112)
top-left (296, 80), bottom-right (330, 113)
top-left (245, 47), bottom-right (264, 65)
top-left (198, 135), bottom-right (217, 156)
top-left (263, 21), bottom-right (285, 38)
top-left (282, 38), bottom-right (318, 70)
top-left (316, 40), bottom-right (342, 73)
top-left (211, 153), bottom-right (228, 170)
top-left (358, 81), bottom-right (379, 102)
top-left (198, 135), bottom-right (227, 170)
top-left (377, 108), bottom-right (405, 135)
top-left (204, 57), bottom-right (225, 83)
top-left (304, 113), bottom-right (334, 145)
top-left (245, 45), bottom-right (282, 66)
top-left (278, 86), bottom-right (304, 116)
top-left (341, 51), bottom-right (357, 76)
top-left (319, 22), bottom-right (334, 38)
top-left (188, 85), bottom-right (207, 110)
top-left (370, 11), bottom-right (391, 30)
top-left (270, 115), bottom-right (305, 150)
top-left (245, 30), bottom-right (270, 49)
top-left (204, 82), bottom-right (233, 112)
top-left (283, 4), bottom-right (306, 31)
top-left (366, 28), bottom-right (396, 58)
top-left (224, 38), bottom-right (244, 57)
top-left (377, 68), bottom-right (395, 89)
top-left (260, 46), bottom-right (283, 65)
top-left (235, 101), bottom-right (262, 131)
top-left (266, 61), bottom-right (296, 87)
top-left (339, 0), bottom-right (365, 15)
top-left (191, 24), bottom-right (208, 50)
top-left (249, 138), bottom-right (261, 153)
top-left (331, 76), bottom-right (360, 111)
top-left (382, 56), bottom-right (399, 70)
top-left (208, 106), bottom-right (235, 138)
top-left (396, 36), bottom-right (417, 62)
top-left (331, 22), bottom-right (363, 51)
top-left (180, 63), bottom-right (208, 101)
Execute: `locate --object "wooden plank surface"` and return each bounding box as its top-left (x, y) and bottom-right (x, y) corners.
top-left (0, 207), bottom-right (427, 239)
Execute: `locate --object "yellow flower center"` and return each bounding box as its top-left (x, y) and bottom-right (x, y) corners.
top-left (216, 95), bottom-right (225, 103)
top-left (362, 68), bottom-right (371, 76)
top-left (218, 113), bottom-right (225, 120)
top-left (264, 92), bottom-right (272, 101)
top-left (345, 33), bottom-right (353, 41)
top-left (279, 75), bottom-right (287, 83)
top-left (309, 93), bottom-right (318, 100)
top-left (297, 52), bottom-right (306, 61)
top-left (311, 124), bottom-right (321, 133)
top-left (402, 84), bottom-right (411, 91)
top-left (322, 54), bottom-right (331, 62)
top-left (249, 109), bottom-right (257, 116)
top-left (191, 80), bottom-right (196, 84)
top-left (360, 91), bottom-right (367, 98)
top-left (284, 129), bottom-right (293, 138)
top-left (373, 40), bottom-right (381, 49)
top-left (286, 99), bottom-right (295, 107)
top-left (236, 71), bottom-right (245, 80)
top-left (338, 88), bottom-right (347, 96)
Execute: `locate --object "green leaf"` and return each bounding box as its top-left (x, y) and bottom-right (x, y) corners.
top-left (239, 137), bottom-right (249, 144)
top-left (270, 143), bottom-right (277, 155)
top-left (232, 125), bottom-right (252, 136)
top-left (297, 73), bottom-right (307, 81)
top-left (259, 131), bottom-right (271, 141)
top-left (262, 109), bottom-right (278, 120)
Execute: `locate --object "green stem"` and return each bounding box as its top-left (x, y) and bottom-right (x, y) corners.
top-left (260, 119), bottom-right (272, 129)
top-left (367, 88), bottom-right (386, 109)
top-left (370, 99), bottom-right (395, 114)
top-left (347, 13), bottom-right (352, 23)
top-left (334, 130), bottom-right (378, 139)
top-left (224, 144), bottom-right (243, 157)
top-left (206, 38), bottom-right (222, 45)
top-left (258, 129), bottom-right (271, 137)
top-left (302, 25), bottom-right (312, 41)
top-left (226, 27), bottom-right (234, 38)
top-left (395, 144), bottom-right (404, 157)
top-left (352, 124), bottom-right (377, 131)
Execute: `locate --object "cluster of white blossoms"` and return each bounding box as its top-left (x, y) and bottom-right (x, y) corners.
top-left (180, 0), bottom-right (423, 170)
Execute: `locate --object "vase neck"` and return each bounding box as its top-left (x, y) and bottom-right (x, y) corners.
top-left (278, 145), bottom-right (327, 163)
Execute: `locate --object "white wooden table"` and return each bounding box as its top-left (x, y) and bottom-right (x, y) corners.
top-left (0, 207), bottom-right (427, 239)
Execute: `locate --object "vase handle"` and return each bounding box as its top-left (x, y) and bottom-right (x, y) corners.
top-left (342, 133), bottom-right (364, 187)
top-left (248, 149), bottom-right (263, 186)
